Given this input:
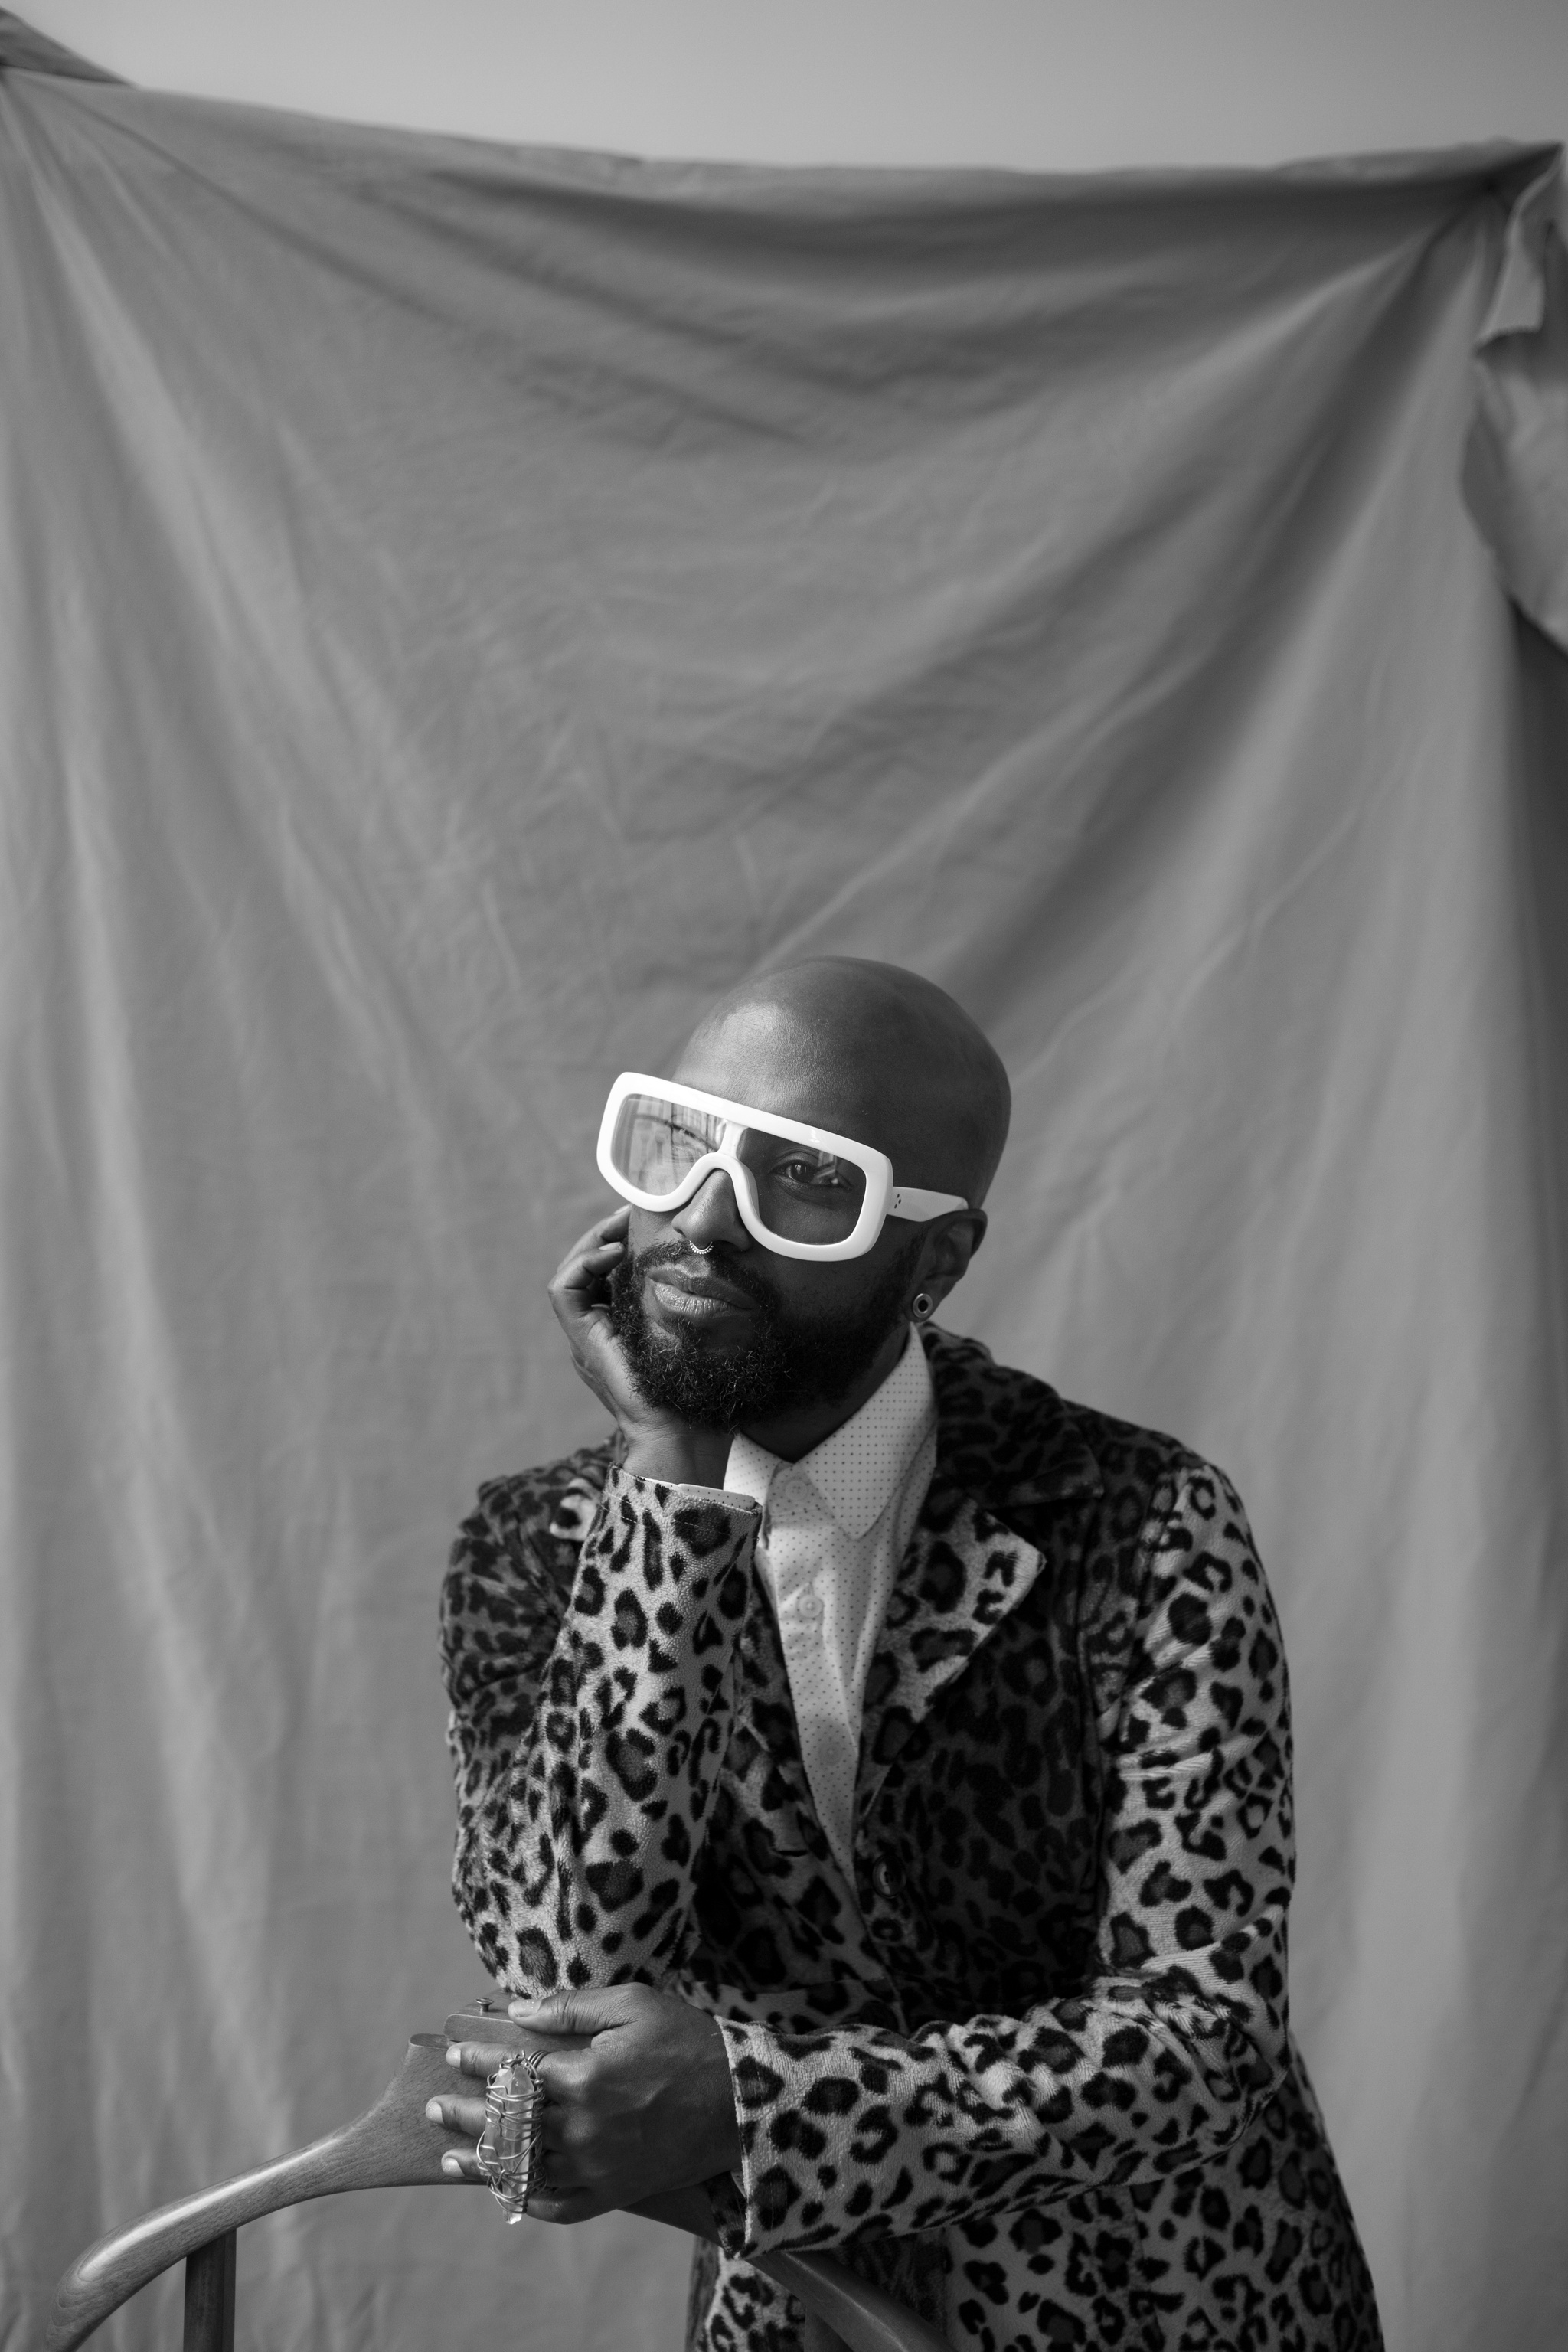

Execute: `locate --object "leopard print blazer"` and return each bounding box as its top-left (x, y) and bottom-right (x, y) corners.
top-left (441, 1326), bottom-right (1383, 2352)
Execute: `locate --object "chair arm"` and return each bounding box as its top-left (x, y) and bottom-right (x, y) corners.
top-left (46, 2037), bottom-right (461, 2352)
top-left (47, 2031), bottom-right (950, 2352)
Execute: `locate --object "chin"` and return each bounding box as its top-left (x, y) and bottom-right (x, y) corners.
top-left (642, 1300), bottom-right (753, 1359)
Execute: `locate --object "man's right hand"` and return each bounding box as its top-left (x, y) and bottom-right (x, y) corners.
top-left (548, 1208), bottom-right (733, 1490)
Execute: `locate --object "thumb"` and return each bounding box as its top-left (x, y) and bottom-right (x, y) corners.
top-left (508, 1985), bottom-right (636, 2039)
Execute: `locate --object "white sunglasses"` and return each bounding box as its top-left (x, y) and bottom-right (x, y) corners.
top-left (596, 1072), bottom-right (968, 1262)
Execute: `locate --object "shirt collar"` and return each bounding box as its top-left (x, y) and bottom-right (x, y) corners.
top-left (724, 1325), bottom-right (937, 1539)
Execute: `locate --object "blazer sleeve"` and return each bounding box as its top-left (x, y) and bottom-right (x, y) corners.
top-left (710, 1462), bottom-right (1294, 2254)
top-left (441, 1460), bottom-right (760, 1995)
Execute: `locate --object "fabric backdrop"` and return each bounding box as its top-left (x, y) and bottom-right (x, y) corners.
top-left (2, 21), bottom-right (1565, 2351)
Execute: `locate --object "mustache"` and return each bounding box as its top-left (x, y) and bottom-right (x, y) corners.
top-left (628, 1238), bottom-right (779, 1309)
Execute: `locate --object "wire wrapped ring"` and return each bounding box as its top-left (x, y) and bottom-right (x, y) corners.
top-left (475, 2047), bottom-right (547, 2223)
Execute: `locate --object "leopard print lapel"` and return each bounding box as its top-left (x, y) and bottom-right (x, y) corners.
top-left (527, 1328), bottom-right (1105, 1852)
top-left (855, 1325), bottom-right (1104, 1816)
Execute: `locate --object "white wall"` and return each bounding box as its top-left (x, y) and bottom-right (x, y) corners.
top-left (16, 0), bottom-right (1568, 168)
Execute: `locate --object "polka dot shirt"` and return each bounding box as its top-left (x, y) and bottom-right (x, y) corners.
top-left (724, 1330), bottom-right (938, 1893)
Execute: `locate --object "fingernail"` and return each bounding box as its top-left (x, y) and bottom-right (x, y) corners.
top-left (446, 2043), bottom-right (462, 2064)
top-left (441, 2152), bottom-right (462, 2175)
top-left (507, 2002), bottom-right (537, 2020)
top-left (425, 2099), bottom-right (444, 2123)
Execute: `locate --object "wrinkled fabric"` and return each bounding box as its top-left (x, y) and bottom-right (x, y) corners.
top-left (0, 28), bottom-right (1564, 2352)
top-left (1464, 147), bottom-right (1568, 645)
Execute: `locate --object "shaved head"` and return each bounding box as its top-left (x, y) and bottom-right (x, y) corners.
top-left (674, 958), bottom-right (1011, 1207)
top-left (605, 958), bottom-right (1008, 1452)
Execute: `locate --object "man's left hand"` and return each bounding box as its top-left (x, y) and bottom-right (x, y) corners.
top-left (424, 1982), bottom-right (743, 2223)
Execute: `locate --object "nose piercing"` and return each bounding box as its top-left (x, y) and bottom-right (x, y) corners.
top-left (691, 1242), bottom-right (714, 1256)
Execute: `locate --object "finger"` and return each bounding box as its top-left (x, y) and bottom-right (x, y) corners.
top-left (550, 1212), bottom-right (631, 1292)
top-left (426, 2092), bottom-right (488, 2137)
top-left (439, 2145), bottom-right (485, 2183)
top-left (561, 1236), bottom-right (626, 1281)
top-left (527, 2183), bottom-right (605, 2227)
top-left (446, 2038), bottom-right (518, 2080)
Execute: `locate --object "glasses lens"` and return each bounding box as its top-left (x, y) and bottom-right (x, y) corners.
top-left (737, 1129), bottom-right (867, 1243)
top-left (612, 1094), bottom-right (725, 1196)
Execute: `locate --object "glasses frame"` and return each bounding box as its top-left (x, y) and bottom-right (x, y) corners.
top-left (596, 1071), bottom-right (969, 1262)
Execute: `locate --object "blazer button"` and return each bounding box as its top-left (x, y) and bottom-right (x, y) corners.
top-left (871, 1854), bottom-right (903, 1900)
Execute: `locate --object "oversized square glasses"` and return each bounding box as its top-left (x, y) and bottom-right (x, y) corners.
top-left (596, 1072), bottom-right (969, 1262)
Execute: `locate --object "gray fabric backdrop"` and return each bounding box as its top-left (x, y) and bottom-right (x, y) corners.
top-left (2, 42), bottom-right (1565, 2352)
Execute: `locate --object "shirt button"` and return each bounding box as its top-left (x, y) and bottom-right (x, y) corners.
top-left (792, 1590), bottom-right (824, 1620)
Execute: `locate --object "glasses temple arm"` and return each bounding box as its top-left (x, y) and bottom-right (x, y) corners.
top-left (890, 1186), bottom-right (969, 1220)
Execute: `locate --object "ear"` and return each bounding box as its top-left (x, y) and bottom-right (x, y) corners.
top-left (909, 1210), bottom-right (987, 1312)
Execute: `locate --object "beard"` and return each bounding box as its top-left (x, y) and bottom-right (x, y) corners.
top-left (606, 1234), bottom-right (923, 1432)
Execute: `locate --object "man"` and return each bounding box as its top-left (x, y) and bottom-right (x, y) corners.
top-left (427, 958), bottom-right (1383, 2351)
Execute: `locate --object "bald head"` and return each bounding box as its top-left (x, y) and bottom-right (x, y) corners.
top-left (674, 958), bottom-right (1011, 1209)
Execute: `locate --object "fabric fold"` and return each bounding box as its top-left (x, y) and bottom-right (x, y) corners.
top-left (1465, 145), bottom-right (1568, 651)
top-left (0, 8), bottom-right (124, 83)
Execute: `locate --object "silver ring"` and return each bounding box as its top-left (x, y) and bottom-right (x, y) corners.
top-left (475, 2047), bottom-right (546, 2224)
top-left (690, 1241), bottom-right (714, 1256)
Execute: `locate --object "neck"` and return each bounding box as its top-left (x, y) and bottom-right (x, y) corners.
top-left (737, 1321), bottom-right (913, 1463)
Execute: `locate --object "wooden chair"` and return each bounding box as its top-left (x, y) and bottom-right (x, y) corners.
top-left (46, 2004), bottom-right (951, 2352)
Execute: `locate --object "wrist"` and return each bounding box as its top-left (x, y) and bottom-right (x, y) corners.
top-left (622, 1427), bottom-right (734, 1491)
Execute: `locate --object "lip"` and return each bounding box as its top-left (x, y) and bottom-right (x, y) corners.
top-left (645, 1266), bottom-right (759, 1321)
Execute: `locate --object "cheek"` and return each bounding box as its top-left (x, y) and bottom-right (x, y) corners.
top-left (772, 1263), bottom-right (880, 1322)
